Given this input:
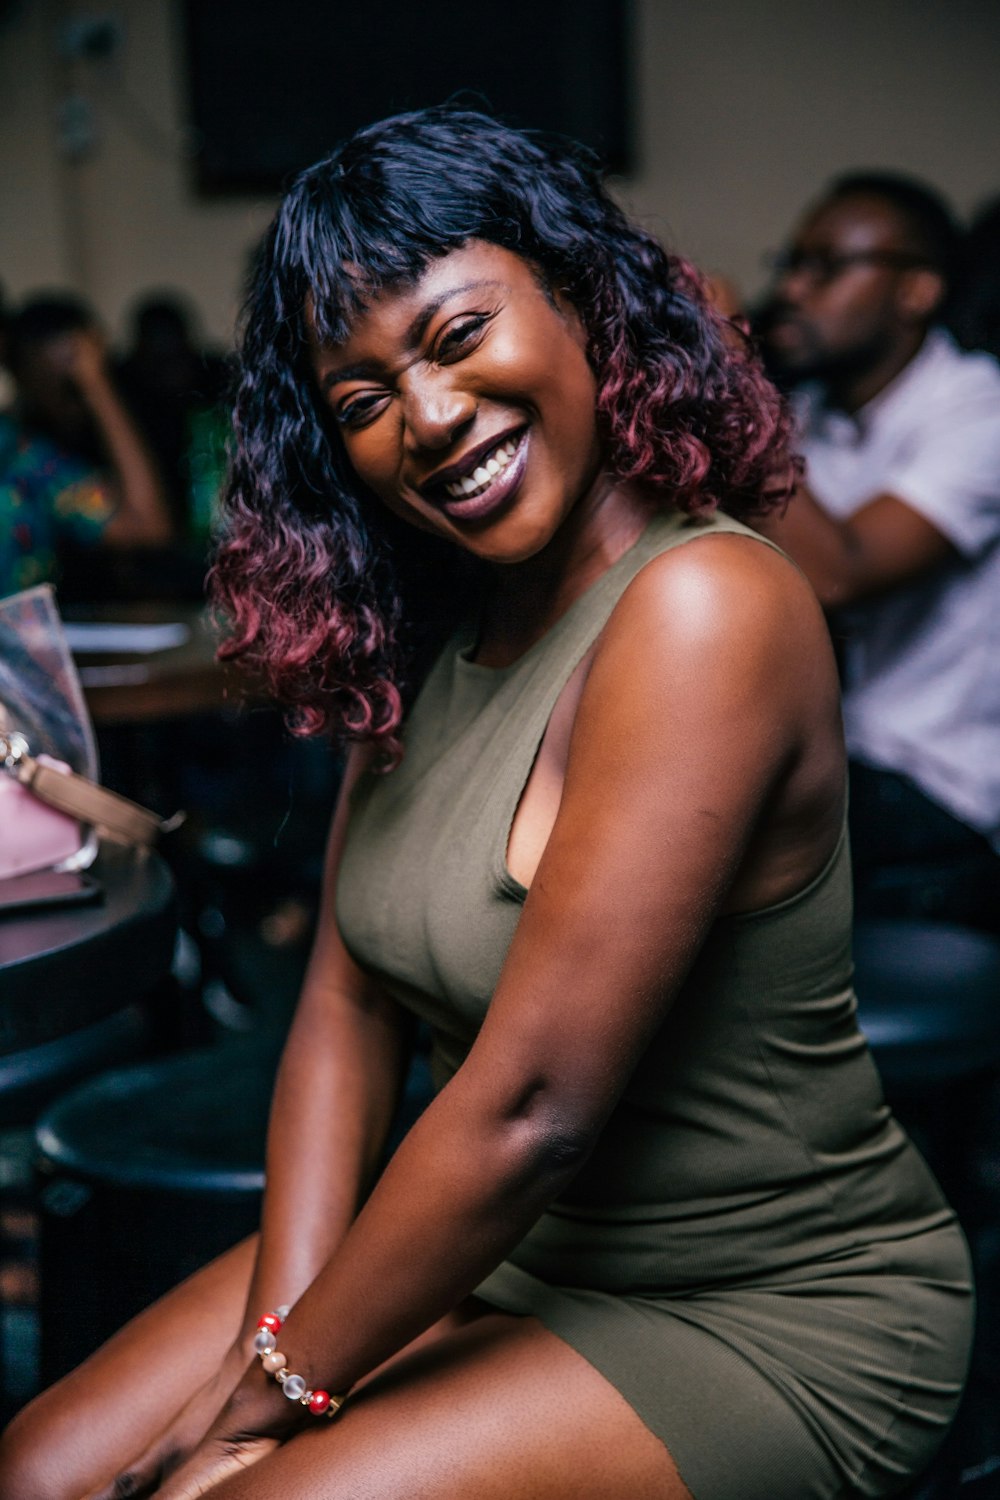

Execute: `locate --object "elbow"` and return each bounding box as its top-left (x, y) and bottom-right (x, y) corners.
top-left (503, 1092), bottom-right (600, 1187)
top-left (535, 1119), bottom-right (596, 1177)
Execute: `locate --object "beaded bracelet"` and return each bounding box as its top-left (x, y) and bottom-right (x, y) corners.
top-left (253, 1307), bottom-right (347, 1419)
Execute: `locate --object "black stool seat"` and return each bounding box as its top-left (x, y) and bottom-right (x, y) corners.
top-left (33, 1036), bottom-right (432, 1384)
top-left (36, 1043), bottom-right (276, 1195)
top-left (852, 919), bottom-right (1000, 1500)
top-left (854, 920), bottom-right (1000, 1092)
top-left (34, 1041), bottom-right (278, 1383)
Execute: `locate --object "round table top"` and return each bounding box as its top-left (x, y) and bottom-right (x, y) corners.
top-left (68, 603), bottom-right (239, 726)
top-left (0, 844), bottom-right (176, 1054)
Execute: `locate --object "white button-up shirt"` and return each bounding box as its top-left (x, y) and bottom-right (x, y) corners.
top-left (796, 329), bottom-right (1000, 849)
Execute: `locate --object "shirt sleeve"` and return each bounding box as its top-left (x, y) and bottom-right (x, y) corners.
top-left (51, 470), bottom-right (117, 546)
top-left (878, 381), bottom-right (1000, 559)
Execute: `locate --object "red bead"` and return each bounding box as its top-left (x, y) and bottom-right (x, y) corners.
top-left (308, 1389), bottom-right (331, 1415)
top-left (258, 1313), bottom-right (283, 1333)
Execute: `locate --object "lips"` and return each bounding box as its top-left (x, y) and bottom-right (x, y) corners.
top-left (419, 425), bottom-right (527, 495)
top-left (764, 308), bottom-right (810, 345)
top-left (409, 424), bottom-right (530, 524)
top-left (435, 428), bottom-right (530, 523)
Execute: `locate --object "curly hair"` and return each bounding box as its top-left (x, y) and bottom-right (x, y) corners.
top-left (211, 106), bottom-right (793, 754)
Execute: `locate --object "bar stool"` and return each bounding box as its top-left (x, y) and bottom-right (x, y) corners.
top-left (33, 1037), bottom-right (433, 1385)
top-left (33, 1039), bottom-right (274, 1385)
top-left (854, 918), bottom-right (1000, 1220)
top-left (853, 918), bottom-right (1000, 1500)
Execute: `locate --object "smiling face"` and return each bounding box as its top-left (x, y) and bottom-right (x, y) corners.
top-left (309, 242), bottom-right (608, 565)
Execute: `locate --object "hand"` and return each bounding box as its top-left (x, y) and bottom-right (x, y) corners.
top-left (64, 328), bottom-right (111, 397)
top-left (141, 1431), bottom-right (279, 1500)
top-left (81, 1354), bottom-right (253, 1500)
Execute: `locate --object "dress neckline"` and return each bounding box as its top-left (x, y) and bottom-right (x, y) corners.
top-left (454, 508), bottom-right (688, 680)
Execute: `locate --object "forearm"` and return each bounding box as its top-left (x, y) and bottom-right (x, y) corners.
top-left (756, 482), bottom-right (955, 608)
top-left (80, 373), bottom-right (172, 544)
top-left (229, 1066), bottom-right (586, 1430)
top-left (235, 987), bottom-right (410, 1354)
top-left (755, 483), bottom-right (864, 608)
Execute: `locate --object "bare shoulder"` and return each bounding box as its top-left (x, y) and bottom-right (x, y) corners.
top-left (592, 529), bottom-right (833, 701)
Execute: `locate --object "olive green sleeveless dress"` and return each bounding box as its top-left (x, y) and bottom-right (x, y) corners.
top-left (336, 510), bottom-right (973, 1500)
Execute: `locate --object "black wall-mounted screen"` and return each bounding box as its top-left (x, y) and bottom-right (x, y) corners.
top-left (182, 0), bottom-right (633, 195)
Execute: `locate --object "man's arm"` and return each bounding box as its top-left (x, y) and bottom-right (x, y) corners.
top-left (68, 329), bottom-right (173, 546)
top-left (756, 482), bottom-right (955, 609)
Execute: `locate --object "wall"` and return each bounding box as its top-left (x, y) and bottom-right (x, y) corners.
top-left (624, 0), bottom-right (1000, 297)
top-left (2, 0), bottom-right (999, 345)
top-left (0, 0), bottom-right (274, 343)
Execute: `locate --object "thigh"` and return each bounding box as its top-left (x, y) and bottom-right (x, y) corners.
top-left (0, 1233), bottom-right (258, 1499)
top-left (206, 1311), bottom-right (691, 1500)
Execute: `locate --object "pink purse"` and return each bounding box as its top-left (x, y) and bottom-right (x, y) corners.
top-left (0, 751), bottom-right (83, 879)
top-left (1, 731), bottom-right (179, 882)
top-left (1, 584), bottom-right (182, 886)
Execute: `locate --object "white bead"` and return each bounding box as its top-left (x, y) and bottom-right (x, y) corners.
top-left (283, 1373), bottom-right (307, 1401)
top-left (254, 1329), bottom-right (277, 1354)
top-left (275, 1304), bottom-right (291, 1319)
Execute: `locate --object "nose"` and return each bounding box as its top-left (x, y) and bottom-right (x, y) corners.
top-left (401, 370), bottom-right (477, 454)
top-left (771, 262), bottom-right (811, 308)
top-left (780, 272), bottom-right (813, 309)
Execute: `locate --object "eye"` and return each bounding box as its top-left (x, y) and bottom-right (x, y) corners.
top-left (334, 390), bottom-right (390, 429)
top-left (435, 313), bottom-right (491, 362)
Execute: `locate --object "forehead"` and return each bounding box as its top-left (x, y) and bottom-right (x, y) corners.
top-left (310, 241), bottom-right (538, 354)
top-left (795, 193), bottom-right (912, 251)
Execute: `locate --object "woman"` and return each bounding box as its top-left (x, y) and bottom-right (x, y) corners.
top-left (0, 109), bottom-right (972, 1500)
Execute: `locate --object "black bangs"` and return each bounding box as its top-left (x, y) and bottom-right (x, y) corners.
top-left (247, 105), bottom-right (608, 355)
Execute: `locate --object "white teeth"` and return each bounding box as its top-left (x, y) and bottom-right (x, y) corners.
top-left (443, 433), bottom-right (522, 499)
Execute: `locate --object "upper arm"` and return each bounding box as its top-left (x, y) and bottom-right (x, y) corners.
top-left (458, 538), bottom-right (817, 1139)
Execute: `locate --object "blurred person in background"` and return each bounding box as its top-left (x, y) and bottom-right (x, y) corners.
top-left (116, 293), bottom-right (231, 538)
top-left (0, 293), bottom-right (171, 598)
top-left (946, 194), bottom-right (1000, 363)
top-left (756, 173), bottom-right (1000, 933)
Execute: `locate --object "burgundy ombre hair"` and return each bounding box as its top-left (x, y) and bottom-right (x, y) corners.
top-left (211, 107), bottom-right (794, 756)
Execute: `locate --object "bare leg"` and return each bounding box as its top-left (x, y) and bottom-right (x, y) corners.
top-left (188, 1312), bottom-right (692, 1500)
top-left (0, 1235), bottom-right (258, 1500)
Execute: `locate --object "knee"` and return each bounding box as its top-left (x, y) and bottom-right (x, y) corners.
top-left (0, 1397), bottom-right (81, 1500)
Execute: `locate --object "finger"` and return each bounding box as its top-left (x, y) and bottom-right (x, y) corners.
top-left (155, 1437), bottom-right (279, 1500)
top-left (81, 1446), bottom-right (168, 1500)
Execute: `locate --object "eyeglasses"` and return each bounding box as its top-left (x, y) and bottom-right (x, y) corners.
top-left (764, 248), bottom-right (933, 286)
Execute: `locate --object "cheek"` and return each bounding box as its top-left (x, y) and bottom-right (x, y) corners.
top-left (340, 420), bottom-right (399, 494)
top-left (485, 320), bottom-right (596, 410)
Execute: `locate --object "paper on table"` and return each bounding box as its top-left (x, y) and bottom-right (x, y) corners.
top-left (63, 622), bottom-right (191, 654)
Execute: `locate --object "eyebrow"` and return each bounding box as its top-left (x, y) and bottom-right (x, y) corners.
top-left (319, 279), bottom-right (507, 389)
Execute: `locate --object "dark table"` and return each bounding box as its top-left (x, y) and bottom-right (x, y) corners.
top-left (0, 845), bottom-right (176, 1414)
top-left (0, 845), bottom-right (177, 1117)
top-left (67, 604), bottom-right (231, 727)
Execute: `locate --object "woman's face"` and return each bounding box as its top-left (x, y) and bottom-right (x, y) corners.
top-left (309, 241), bottom-right (606, 564)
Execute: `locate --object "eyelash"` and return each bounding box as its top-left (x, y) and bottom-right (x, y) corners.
top-left (334, 313), bottom-right (494, 428)
top-left (435, 313), bottom-right (490, 359)
top-left (335, 392), bottom-right (385, 428)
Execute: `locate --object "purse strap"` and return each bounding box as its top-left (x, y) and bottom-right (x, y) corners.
top-left (1, 731), bottom-right (183, 848)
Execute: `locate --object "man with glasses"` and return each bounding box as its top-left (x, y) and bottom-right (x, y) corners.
top-left (757, 172), bottom-right (1000, 932)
